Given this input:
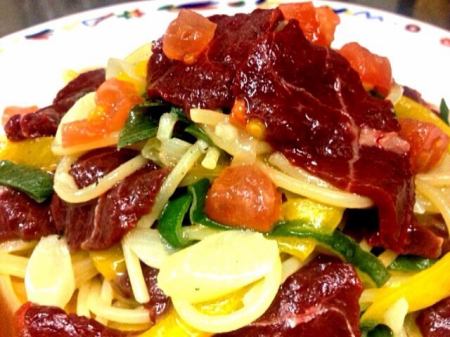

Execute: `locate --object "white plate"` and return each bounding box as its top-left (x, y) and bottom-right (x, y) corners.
top-left (0, 0), bottom-right (449, 115)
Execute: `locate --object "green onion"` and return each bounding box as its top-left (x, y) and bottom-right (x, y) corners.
top-left (187, 179), bottom-right (230, 229)
top-left (158, 194), bottom-right (193, 248)
top-left (271, 221), bottom-right (390, 287)
top-left (366, 325), bottom-right (393, 337)
top-left (388, 255), bottom-right (436, 272)
top-left (440, 98), bottom-right (449, 125)
top-left (118, 101), bottom-right (170, 148)
top-left (185, 124), bottom-right (213, 145)
top-left (0, 160), bottom-right (53, 203)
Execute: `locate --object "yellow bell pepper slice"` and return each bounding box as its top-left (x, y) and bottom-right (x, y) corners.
top-left (0, 136), bottom-right (60, 171)
top-left (90, 245), bottom-right (126, 280)
top-left (279, 198), bottom-right (343, 260)
top-left (138, 309), bottom-right (211, 337)
top-left (361, 252), bottom-right (450, 327)
top-left (394, 96), bottom-right (450, 151)
top-left (282, 198), bottom-right (344, 232)
top-left (275, 237), bottom-right (316, 261)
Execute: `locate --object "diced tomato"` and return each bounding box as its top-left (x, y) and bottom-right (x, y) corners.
top-left (315, 6), bottom-right (340, 47)
top-left (230, 98), bottom-right (247, 128)
top-left (399, 118), bottom-right (449, 174)
top-left (339, 42), bottom-right (392, 96)
top-left (279, 2), bottom-right (340, 47)
top-left (2, 106), bottom-right (38, 126)
top-left (162, 9), bottom-right (217, 64)
top-left (62, 78), bottom-right (142, 147)
top-left (205, 164), bottom-right (282, 232)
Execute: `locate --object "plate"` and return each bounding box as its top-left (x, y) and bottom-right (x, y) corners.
top-left (0, 0), bottom-right (449, 115)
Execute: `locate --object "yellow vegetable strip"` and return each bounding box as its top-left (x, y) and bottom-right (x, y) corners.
top-left (0, 274), bottom-right (22, 312)
top-left (394, 96), bottom-right (450, 151)
top-left (281, 256), bottom-right (304, 283)
top-left (361, 252), bottom-right (450, 326)
top-left (0, 253), bottom-right (28, 278)
top-left (190, 109), bottom-right (227, 125)
top-left (54, 154), bottom-right (148, 203)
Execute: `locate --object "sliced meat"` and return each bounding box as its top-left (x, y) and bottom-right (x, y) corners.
top-left (51, 149), bottom-right (169, 250)
top-left (113, 264), bottom-right (170, 323)
top-left (0, 186), bottom-right (56, 242)
top-left (4, 69), bottom-right (105, 141)
top-left (147, 9), bottom-right (283, 111)
top-left (52, 69), bottom-right (106, 114)
top-left (417, 297), bottom-right (450, 337)
top-left (218, 255), bottom-right (363, 337)
top-left (232, 19), bottom-right (440, 257)
top-left (15, 302), bottom-right (124, 337)
top-left (69, 148), bottom-right (138, 188)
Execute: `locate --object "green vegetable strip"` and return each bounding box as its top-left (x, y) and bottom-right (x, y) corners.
top-left (185, 124), bottom-right (213, 145)
top-left (271, 221), bottom-right (390, 287)
top-left (158, 194), bottom-right (194, 248)
top-left (366, 325), bottom-right (393, 337)
top-left (440, 98), bottom-right (449, 125)
top-left (118, 105), bottom-right (159, 148)
top-left (187, 179), bottom-right (231, 230)
top-left (0, 160), bottom-right (53, 203)
top-left (388, 255), bottom-right (436, 272)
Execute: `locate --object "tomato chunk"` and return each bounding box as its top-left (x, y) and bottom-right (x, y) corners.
top-left (339, 42), bottom-right (392, 96)
top-left (279, 2), bottom-right (340, 47)
top-left (162, 9), bottom-right (217, 65)
top-left (399, 118), bottom-right (449, 174)
top-left (62, 78), bottom-right (142, 147)
top-left (2, 106), bottom-right (38, 126)
top-left (204, 164), bottom-right (282, 232)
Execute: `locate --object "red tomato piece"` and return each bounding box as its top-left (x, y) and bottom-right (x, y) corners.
top-left (162, 9), bottom-right (217, 64)
top-left (279, 2), bottom-right (340, 47)
top-left (399, 118), bottom-right (449, 174)
top-left (204, 164), bottom-right (282, 232)
top-left (2, 106), bottom-right (38, 126)
top-left (339, 42), bottom-right (393, 96)
top-left (315, 6), bottom-right (340, 47)
top-left (62, 78), bottom-right (142, 147)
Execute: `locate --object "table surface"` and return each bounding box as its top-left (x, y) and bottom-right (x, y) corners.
top-left (0, 0), bottom-right (449, 38)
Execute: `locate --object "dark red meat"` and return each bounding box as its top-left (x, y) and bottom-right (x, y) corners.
top-left (4, 69), bottom-right (105, 141)
top-left (53, 69), bottom-right (105, 114)
top-left (4, 107), bottom-right (60, 141)
top-left (417, 297), bottom-right (450, 337)
top-left (233, 20), bottom-right (441, 256)
top-left (51, 149), bottom-right (169, 250)
top-left (218, 255), bottom-right (363, 337)
top-left (15, 302), bottom-right (124, 337)
top-left (69, 148), bottom-right (138, 188)
top-left (147, 9), bottom-right (283, 111)
top-left (113, 264), bottom-right (170, 323)
top-left (0, 186), bottom-right (56, 242)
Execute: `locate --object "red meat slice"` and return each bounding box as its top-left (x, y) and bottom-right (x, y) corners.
top-left (4, 69), bottom-right (105, 141)
top-left (417, 297), bottom-right (450, 337)
top-left (147, 9), bottom-right (283, 111)
top-left (51, 149), bottom-right (168, 250)
top-left (218, 255), bottom-right (363, 337)
top-left (15, 302), bottom-right (124, 337)
top-left (232, 19), bottom-right (441, 257)
top-left (0, 186), bottom-right (56, 242)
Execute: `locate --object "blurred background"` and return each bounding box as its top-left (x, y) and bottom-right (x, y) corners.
top-left (0, 0), bottom-right (449, 37)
